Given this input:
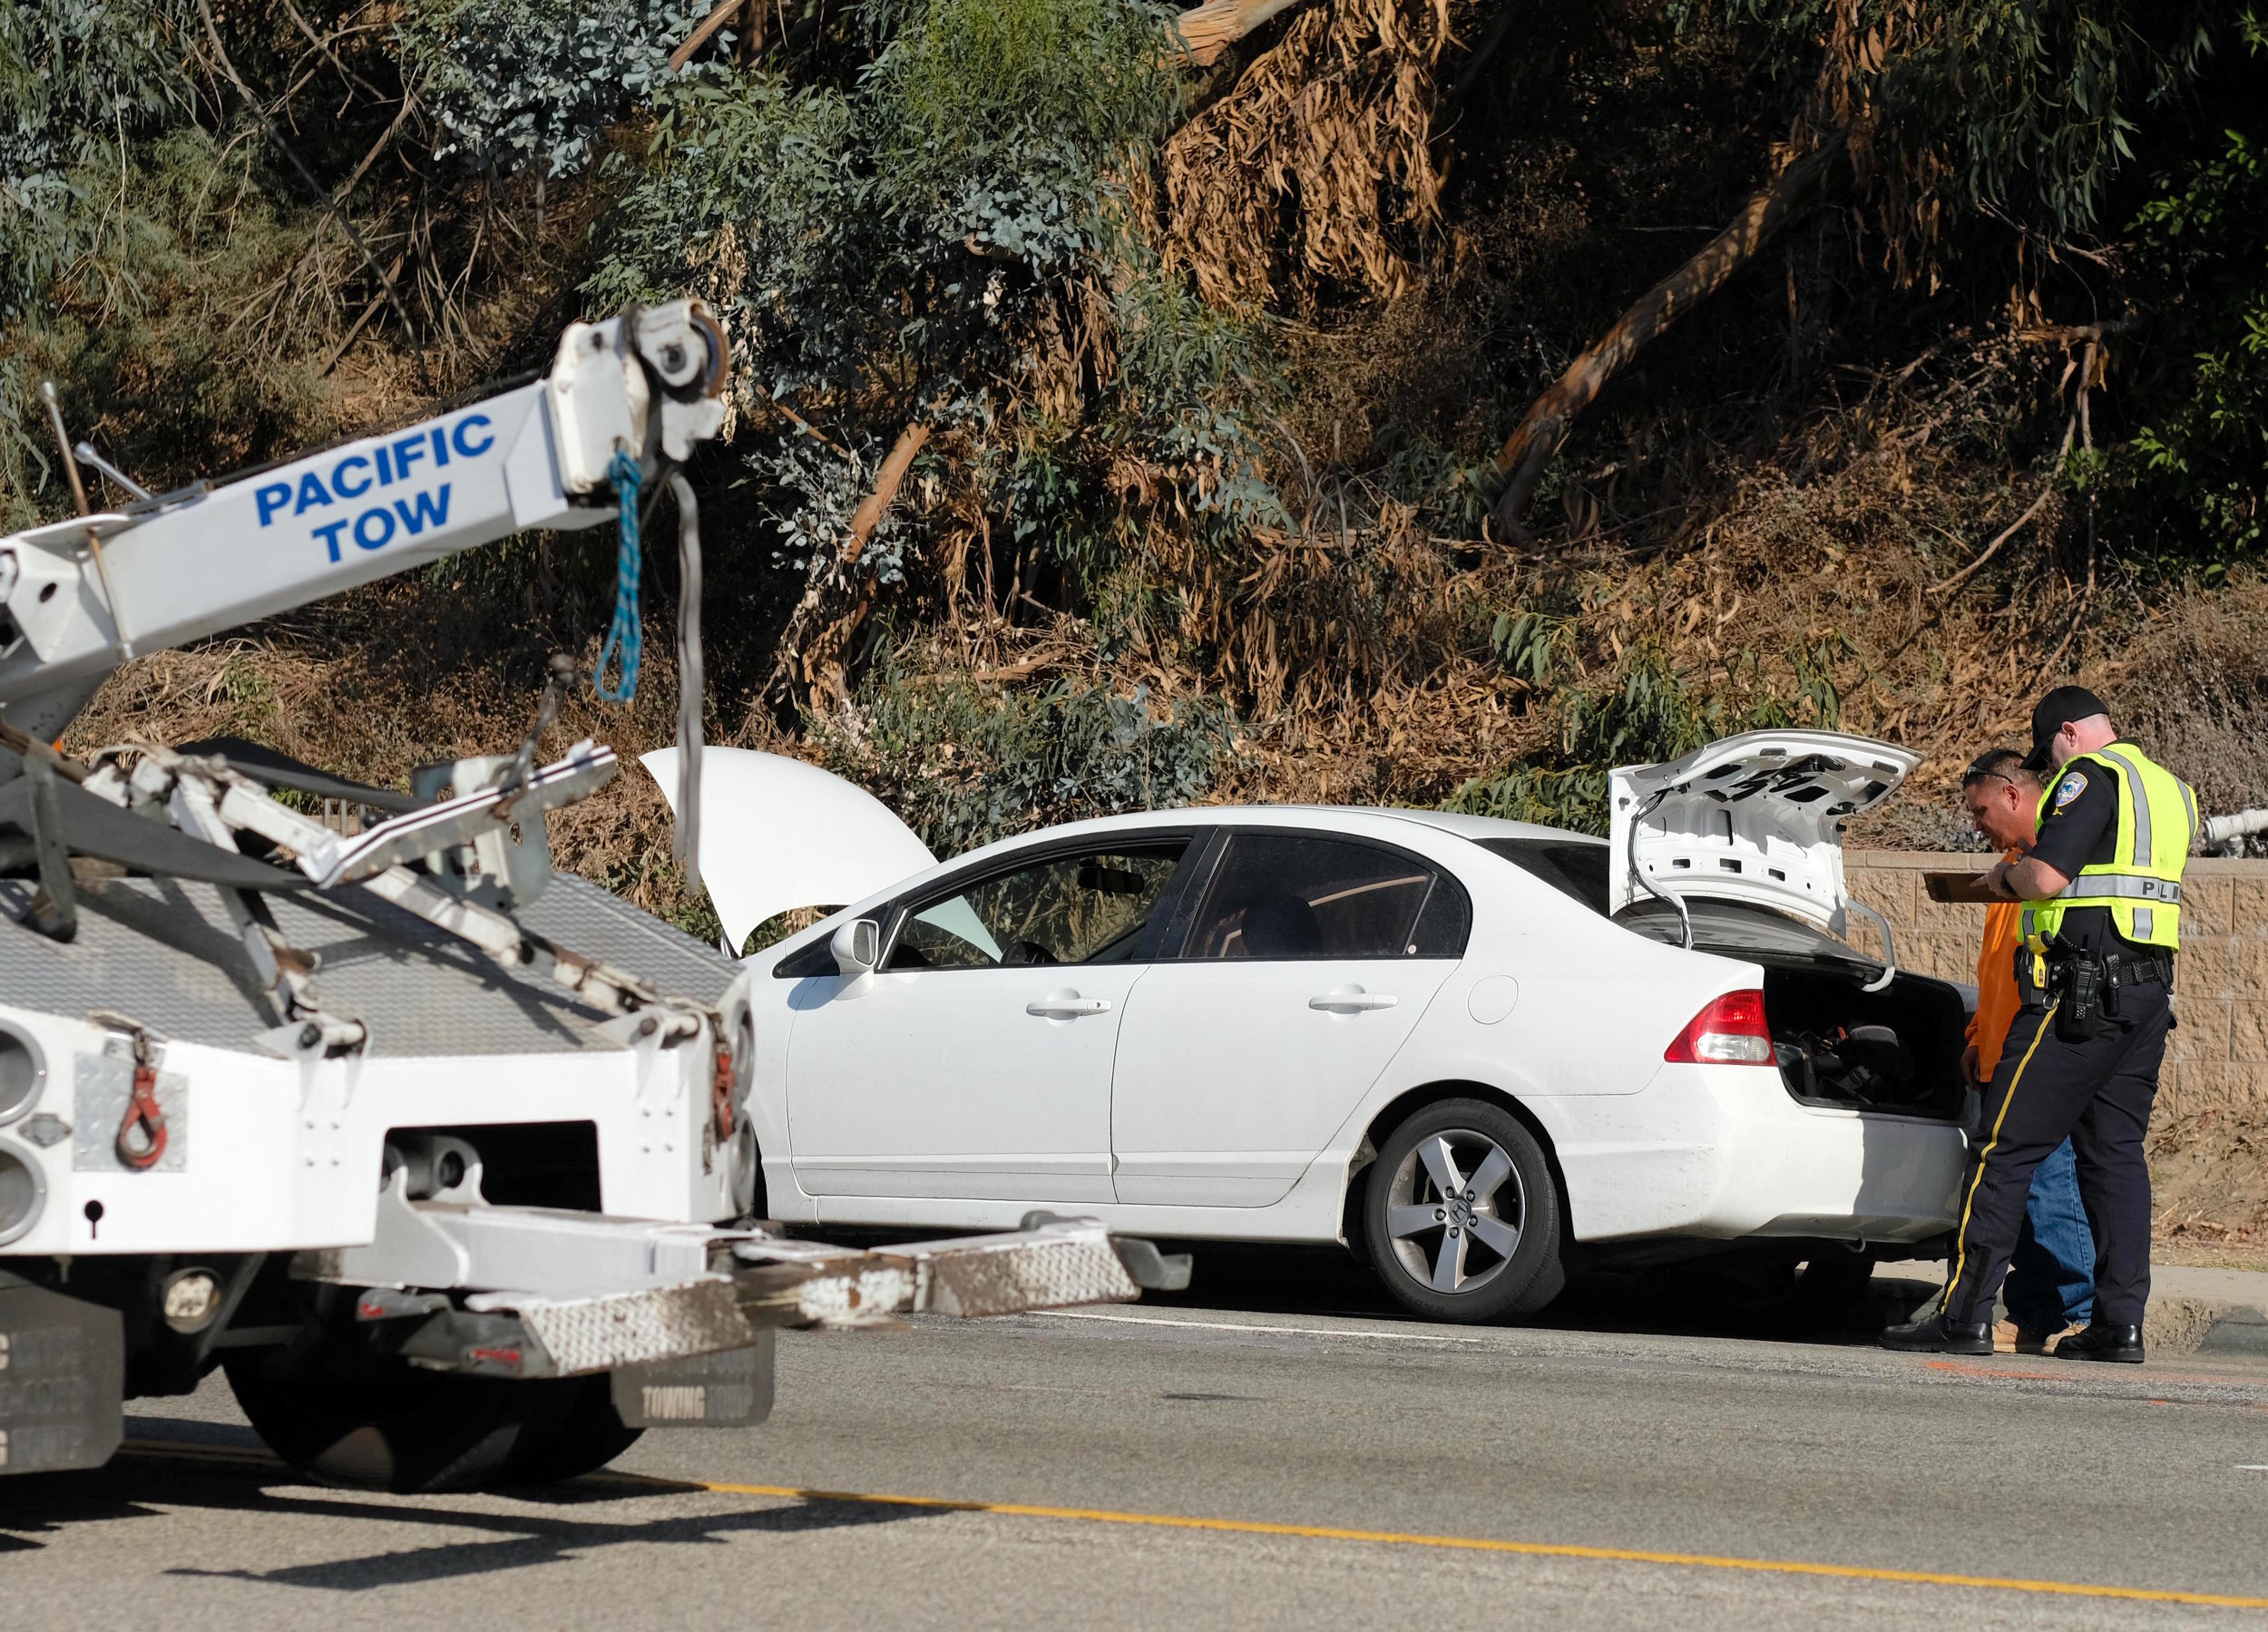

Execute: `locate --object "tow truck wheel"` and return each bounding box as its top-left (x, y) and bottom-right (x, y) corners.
top-left (1363, 1098), bottom-right (1565, 1324)
top-left (509, 1379), bottom-right (642, 1483)
top-left (224, 1355), bottom-right (631, 1492)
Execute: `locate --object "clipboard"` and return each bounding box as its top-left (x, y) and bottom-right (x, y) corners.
top-left (1923, 872), bottom-right (2001, 904)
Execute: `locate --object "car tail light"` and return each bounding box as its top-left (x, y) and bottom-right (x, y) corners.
top-left (1664, 990), bottom-right (1774, 1065)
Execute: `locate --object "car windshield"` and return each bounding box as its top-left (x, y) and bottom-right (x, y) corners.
top-left (1475, 835), bottom-right (1872, 967)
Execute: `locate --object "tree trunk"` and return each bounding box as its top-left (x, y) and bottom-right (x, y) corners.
top-left (1487, 144), bottom-right (1844, 533)
top-left (1170, 0), bottom-right (1311, 66)
top-left (767, 417), bottom-right (933, 704)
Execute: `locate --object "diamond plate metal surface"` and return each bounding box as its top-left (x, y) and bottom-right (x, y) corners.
top-left (505, 1276), bottom-right (754, 1375)
top-left (72, 1054), bottom-right (188, 1174)
top-left (912, 1228), bottom-right (1141, 1318)
top-left (0, 874), bottom-right (731, 1058)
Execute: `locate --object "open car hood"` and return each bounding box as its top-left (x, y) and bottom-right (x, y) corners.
top-left (641, 748), bottom-right (934, 953)
top-left (1607, 730), bottom-right (1920, 933)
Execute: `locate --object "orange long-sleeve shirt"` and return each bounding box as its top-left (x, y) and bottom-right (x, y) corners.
top-left (1967, 847), bottom-right (2023, 1080)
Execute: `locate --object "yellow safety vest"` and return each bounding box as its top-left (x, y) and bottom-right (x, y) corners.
top-left (2022, 741), bottom-right (2196, 952)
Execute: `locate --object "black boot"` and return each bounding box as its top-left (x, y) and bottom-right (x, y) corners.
top-left (2053, 1323), bottom-right (2145, 1363)
top-left (1878, 1313), bottom-right (1992, 1354)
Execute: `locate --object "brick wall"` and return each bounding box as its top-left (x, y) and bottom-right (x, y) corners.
top-left (1843, 853), bottom-right (2266, 1118)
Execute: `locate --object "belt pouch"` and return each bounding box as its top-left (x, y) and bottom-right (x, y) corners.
top-left (2058, 954), bottom-right (2102, 1041)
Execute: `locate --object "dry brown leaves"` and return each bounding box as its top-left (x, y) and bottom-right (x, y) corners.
top-left (1160, 0), bottom-right (1457, 303)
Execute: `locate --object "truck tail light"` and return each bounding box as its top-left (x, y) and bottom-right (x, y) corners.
top-left (1664, 990), bottom-right (1774, 1065)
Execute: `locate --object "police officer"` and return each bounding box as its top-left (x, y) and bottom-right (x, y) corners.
top-left (1882, 687), bottom-right (2195, 1363)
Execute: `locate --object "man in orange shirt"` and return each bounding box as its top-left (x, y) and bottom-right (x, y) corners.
top-left (1960, 748), bottom-right (2096, 1349)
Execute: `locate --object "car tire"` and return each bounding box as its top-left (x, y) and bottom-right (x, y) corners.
top-left (226, 1352), bottom-right (599, 1493)
top-left (1364, 1097), bottom-right (1564, 1324)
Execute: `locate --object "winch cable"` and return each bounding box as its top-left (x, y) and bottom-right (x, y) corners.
top-left (591, 448), bottom-right (706, 884)
top-left (668, 470), bottom-right (706, 891)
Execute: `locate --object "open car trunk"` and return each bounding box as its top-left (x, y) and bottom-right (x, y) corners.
top-left (1484, 836), bottom-right (1972, 1124)
top-left (1617, 898), bottom-right (1969, 1120)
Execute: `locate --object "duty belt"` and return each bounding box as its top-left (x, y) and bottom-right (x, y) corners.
top-left (2105, 948), bottom-right (2175, 988)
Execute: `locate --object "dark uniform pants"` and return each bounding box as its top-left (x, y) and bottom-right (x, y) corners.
top-left (1943, 985), bottom-right (2170, 1328)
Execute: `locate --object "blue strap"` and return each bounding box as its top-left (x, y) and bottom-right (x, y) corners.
top-left (595, 448), bottom-right (642, 702)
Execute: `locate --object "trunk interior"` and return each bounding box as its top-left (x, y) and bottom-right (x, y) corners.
top-left (1756, 962), bottom-right (1969, 1121)
top-left (1481, 842), bottom-right (1973, 1123)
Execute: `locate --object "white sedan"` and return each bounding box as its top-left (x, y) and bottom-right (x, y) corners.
top-left (661, 731), bottom-right (1969, 1324)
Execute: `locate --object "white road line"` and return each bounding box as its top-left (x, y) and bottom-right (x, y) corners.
top-left (1035, 1309), bottom-right (1484, 1344)
top-left (2238, 1464), bottom-right (2268, 1471)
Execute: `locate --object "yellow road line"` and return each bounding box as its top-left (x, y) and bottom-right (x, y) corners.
top-left (110, 1442), bottom-right (2268, 1610)
top-left (615, 1473), bottom-right (2268, 1611)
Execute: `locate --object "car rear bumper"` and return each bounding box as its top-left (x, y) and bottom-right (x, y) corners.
top-left (1540, 1061), bottom-right (1965, 1245)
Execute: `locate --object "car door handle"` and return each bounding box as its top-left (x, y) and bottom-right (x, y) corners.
top-left (1027, 995), bottom-right (1113, 1018)
top-left (1309, 992), bottom-right (1399, 1012)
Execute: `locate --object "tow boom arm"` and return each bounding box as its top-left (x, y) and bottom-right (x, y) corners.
top-left (0, 302), bottom-right (728, 748)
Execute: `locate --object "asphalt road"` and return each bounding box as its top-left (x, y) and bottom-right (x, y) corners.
top-left (7, 1256), bottom-right (2268, 1631)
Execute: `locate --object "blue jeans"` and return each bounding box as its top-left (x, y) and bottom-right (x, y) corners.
top-left (2001, 1138), bottom-right (2096, 1333)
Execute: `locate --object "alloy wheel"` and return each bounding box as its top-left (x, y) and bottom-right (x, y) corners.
top-left (1383, 1127), bottom-right (1526, 1295)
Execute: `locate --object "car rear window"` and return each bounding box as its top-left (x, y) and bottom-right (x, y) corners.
top-left (1477, 836), bottom-right (1611, 914)
top-left (1478, 834), bottom-right (1884, 969)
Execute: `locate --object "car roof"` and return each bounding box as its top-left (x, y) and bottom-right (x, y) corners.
top-left (959, 804), bottom-right (1598, 851)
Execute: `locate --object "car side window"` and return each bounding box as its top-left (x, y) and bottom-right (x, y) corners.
top-left (886, 845), bottom-right (1188, 971)
top-left (1180, 834), bottom-right (1466, 960)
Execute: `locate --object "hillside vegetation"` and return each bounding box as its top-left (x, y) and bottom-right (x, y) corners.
top-left (2, 0), bottom-right (2263, 1116)
top-left (5, 0), bottom-right (2265, 1241)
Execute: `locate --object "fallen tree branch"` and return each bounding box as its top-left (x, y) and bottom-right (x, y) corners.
top-left (318, 249), bottom-right (408, 375)
top-left (1486, 143), bottom-right (1845, 533)
top-left (277, 90), bottom-right (420, 298)
top-left (194, 0), bottom-right (433, 395)
top-left (669, 0), bottom-right (752, 70)
top-left (1927, 482), bottom-right (2057, 597)
top-left (842, 419), bottom-right (932, 565)
top-left (2014, 318), bottom-right (2138, 347)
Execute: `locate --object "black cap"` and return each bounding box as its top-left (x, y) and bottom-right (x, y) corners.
top-left (2023, 685), bottom-right (2110, 774)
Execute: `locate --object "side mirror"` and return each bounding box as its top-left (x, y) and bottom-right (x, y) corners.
top-left (831, 917), bottom-right (881, 976)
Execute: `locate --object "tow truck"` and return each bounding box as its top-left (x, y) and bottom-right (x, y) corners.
top-left (0, 301), bottom-right (1186, 1492)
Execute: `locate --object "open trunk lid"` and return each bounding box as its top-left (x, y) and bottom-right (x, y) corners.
top-left (1608, 730), bottom-right (1920, 938)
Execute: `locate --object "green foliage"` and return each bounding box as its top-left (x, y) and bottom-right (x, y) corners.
top-left (397, 0), bottom-right (713, 179)
top-left (2, 127), bottom-right (324, 529)
top-left (2122, 123), bottom-right (2268, 558)
top-left (1488, 610), bottom-right (1576, 687)
top-left (1451, 645), bottom-right (1716, 833)
top-left (816, 662), bottom-right (1237, 856)
top-left (587, 0), bottom-right (1260, 604)
top-left (0, 0), bottom-right (198, 319)
top-left (1709, 0), bottom-right (2225, 244)
top-left (1110, 272), bottom-right (1282, 527)
top-left (584, 74), bottom-right (863, 392)
top-left (1452, 641), bottom-right (1843, 834)
top-left (865, 0), bottom-right (1176, 265)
